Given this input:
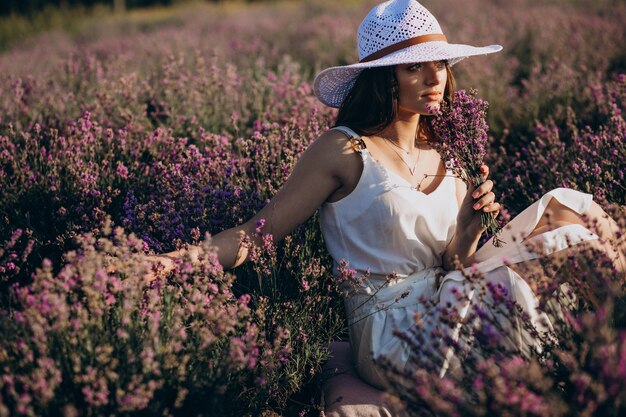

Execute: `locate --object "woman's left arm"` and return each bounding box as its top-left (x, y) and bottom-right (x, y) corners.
top-left (442, 165), bottom-right (501, 270)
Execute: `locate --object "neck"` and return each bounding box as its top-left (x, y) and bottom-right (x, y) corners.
top-left (378, 113), bottom-right (422, 149)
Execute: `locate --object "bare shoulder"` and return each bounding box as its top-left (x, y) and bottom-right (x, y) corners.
top-left (237, 129), bottom-right (364, 243)
top-left (295, 128), bottom-right (364, 202)
top-left (302, 128), bottom-right (363, 175)
top-left (307, 128), bottom-right (363, 156)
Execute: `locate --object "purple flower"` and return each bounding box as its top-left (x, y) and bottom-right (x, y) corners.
top-left (430, 89), bottom-right (503, 246)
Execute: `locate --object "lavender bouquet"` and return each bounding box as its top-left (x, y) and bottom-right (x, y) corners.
top-left (430, 89), bottom-right (503, 247)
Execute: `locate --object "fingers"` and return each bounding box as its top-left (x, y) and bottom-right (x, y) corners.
top-left (144, 260), bottom-right (165, 283)
top-left (480, 164), bottom-right (489, 180)
top-left (104, 254), bottom-right (172, 283)
top-left (472, 188), bottom-right (501, 215)
top-left (468, 165), bottom-right (500, 216)
top-left (472, 190), bottom-right (495, 210)
top-left (146, 255), bottom-right (175, 281)
top-left (471, 179), bottom-right (494, 199)
top-left (144, 271), bottom-right (158, 283)
top-left (482, 201), bottom-right (501, 214)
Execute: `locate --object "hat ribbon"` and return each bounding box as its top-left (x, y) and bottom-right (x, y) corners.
top-left (359, 33), bottom-right (448, 63)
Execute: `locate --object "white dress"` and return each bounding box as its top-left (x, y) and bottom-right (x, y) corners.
top-left (319, 126), bottom-right (599, 389)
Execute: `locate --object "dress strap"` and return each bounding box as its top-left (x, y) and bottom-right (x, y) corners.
top-left (331, 126), bottom-right (367, 153)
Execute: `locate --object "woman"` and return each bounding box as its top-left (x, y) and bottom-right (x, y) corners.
top-left (151, 0), bottom-right (623, 402)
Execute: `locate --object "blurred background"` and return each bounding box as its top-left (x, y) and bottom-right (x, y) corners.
top-left (1, 0), bottom-right (238, 16)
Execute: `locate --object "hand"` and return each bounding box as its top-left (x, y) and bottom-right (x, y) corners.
top-left (105, 253), bottom-right (173, 282)
top-left (106, 247), bottom-right (200, 282)
top-left (456, 164), bottom-right (501, 239)
top-left (143, 254), bottom-right (175, 282)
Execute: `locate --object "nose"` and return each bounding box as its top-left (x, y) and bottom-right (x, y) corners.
top-left (423, 62), bottom-right (444, 86)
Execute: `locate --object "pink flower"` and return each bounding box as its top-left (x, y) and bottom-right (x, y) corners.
top-left (116, 162), bottom-right (129, 179)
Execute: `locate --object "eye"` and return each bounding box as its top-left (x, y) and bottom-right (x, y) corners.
top-left (407, 63), bottom-right (423, 72)
top-left (435, 60), bottom-right (448, 69)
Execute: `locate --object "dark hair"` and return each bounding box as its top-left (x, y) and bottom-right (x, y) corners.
top-left (334, 63), bottom-right (456, 141)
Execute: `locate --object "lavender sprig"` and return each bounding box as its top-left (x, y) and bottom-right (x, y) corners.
top-left (430, 89), bottom-right (504, 247)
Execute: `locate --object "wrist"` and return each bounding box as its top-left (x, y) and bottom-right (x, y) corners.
top-left (457, 225), bottom-right (482, 243)
top-left (162, 247), bottom-right (200, 264)
top-left (444, 227), bottom-right (481, 270)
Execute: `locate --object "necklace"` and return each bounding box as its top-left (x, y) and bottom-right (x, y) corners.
top-left (382, 137), bottom-right (421, 176)
top-left (380, 136), bottom-right (453, 192)
top-left (385, 138), bottom-right (413, 155)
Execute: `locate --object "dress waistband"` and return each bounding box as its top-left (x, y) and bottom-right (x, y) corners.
top-left (344, 267), bottom-right (442, 325)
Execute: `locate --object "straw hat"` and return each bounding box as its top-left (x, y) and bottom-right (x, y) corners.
top-left (313, 0), bottom-right (502, 108)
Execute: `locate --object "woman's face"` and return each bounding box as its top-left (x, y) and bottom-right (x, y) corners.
top-left (395, 60), bottom-right (447, 115)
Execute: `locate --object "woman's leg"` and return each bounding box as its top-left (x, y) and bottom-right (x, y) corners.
top-left (499, 199), bottom-right (624, 312)
top-left (522, 199), bottom-right (625, 275)
top-left (322, 341), bottom-right (395, 417)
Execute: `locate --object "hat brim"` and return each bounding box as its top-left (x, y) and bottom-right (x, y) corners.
top-left (313, 41), bottom-right (502, 108)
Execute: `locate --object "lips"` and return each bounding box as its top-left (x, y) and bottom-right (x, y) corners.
top-left (421, 91), bottom-right (442, 99)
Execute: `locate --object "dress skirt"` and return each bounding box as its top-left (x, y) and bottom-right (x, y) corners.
top-left (344, 188), bottom-right (598, 389)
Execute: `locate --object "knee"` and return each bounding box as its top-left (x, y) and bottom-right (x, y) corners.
top-left (527, 199), bottom-right (587, 241)
top-left (544, 198), bottom-right (586, 227)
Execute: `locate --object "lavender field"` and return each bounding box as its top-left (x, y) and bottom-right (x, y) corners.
top-left (0, 0), bottom-right (625, 415)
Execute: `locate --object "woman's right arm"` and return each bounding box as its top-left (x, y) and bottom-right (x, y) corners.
top-left (151, 129), bottom-right (360, 272)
